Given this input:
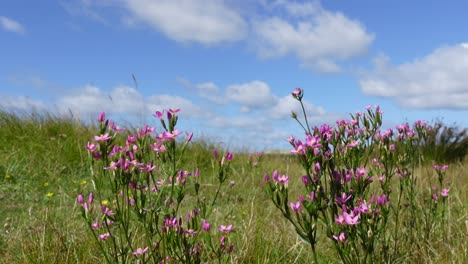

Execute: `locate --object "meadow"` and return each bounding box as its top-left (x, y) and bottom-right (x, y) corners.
top-left (0, 93), bottom-right (467, 263)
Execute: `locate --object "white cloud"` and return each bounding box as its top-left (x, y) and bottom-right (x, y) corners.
top-left (56, 85), bottom-right (208, 119)
top-left (225, 80), bottom-right (277, 111)
top-left (0, 16), bottom-right (26, 34)
top-left (123, 0), bottom-right (248, 45)
top-left (0, 95), bottom-right (46, 112)
top-left (269, 95), bottom-right (326, 120)
top-left (359, 43), bottom-right (468, 109)
top-left (178, 78), bottom-right (225, 104)
top-left (252, 2), bottom-right (374, 72)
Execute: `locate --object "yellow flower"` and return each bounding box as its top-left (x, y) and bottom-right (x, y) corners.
top-left (81, 180), bottom-right (87, 186)
top-left (5, 173), bottom-right (11, 179)
top-left (47, 192), bottom-right (54, 198)
top-left (102, 200), bottom-right (109, 205)
top-left (44, 182), bottom-right (49, 187)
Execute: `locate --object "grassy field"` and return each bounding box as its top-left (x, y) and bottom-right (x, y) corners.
top-left (0, 111), bottom-right (466, 263)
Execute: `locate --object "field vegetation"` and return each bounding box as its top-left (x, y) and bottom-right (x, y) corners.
top-left (0, 93), bottom-right (466, 263)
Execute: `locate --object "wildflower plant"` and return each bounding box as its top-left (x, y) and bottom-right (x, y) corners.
top-left (77, 110), bottom-right (235, 263)
top-left (265, 88), bottom-right (450, 263)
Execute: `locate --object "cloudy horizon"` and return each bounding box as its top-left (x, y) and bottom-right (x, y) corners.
top-left (1, 1), bottom-right (467, 150)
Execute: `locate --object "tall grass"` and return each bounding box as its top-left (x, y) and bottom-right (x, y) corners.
top-left (0, 110), bottom-right (466, 263)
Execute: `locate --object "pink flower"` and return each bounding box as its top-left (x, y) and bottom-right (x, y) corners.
top-left (94, 133), bottom-right (112, 142)
top-left (85, 142), bottom-right (98, 152)
top-left (104, 161), bottom-right (119, 171)
top-left (92, 221), bottom-right (100, 230)
top-left (358, 200), bottom-right (371, 214)
top-left (133, 247), bottom-right (148, 256)
top-left (291, 88), bottom-right (302, 100)
top-left (100, 232), bottom-right (110, 240)
top-left (276, 174), bottom-right (289, 184)
top-left (335, 192), bottom-right (352, 205)
top-left (335, 215), bottom-right (346, 225)
top-left (88, 193), bottom-right (94, 204)
top-left (356, 167), bottom-right (367, 180)
top-left (440, 188), bottom-right (449, 197)
top-left (140, 162), bottom-right (157, 172)
top-left (301, 175), bottom-right (309, 186)
top-left (153, 110), bottom-right (164, 119)
top-left (219, 224), bottom-right (233, 233)
top-left (202, 219), bottom-right (211, 232)
top-left (309, 191), bottom-right (315, 201)
top-left (229, 180), bottom-right (235, 186)
top-left (343, 210), bottom-right (360, 225)
top-left (186, 132), bottom-right (193, 142)
top-left (185, 229), bottom-right (197, 235)
top-left (333, 231), bottom-right (347, 242)
top-left (101, 206), bottom-right (114, 216)
top-left (290, 201), bottom-right (301, 212)
top-left (433, 164), bottom-right (449, 172)
top-left (212, 149), bottom-right (219, 160)
top-left (377, 194), bottom-right (388, 206)
top-left (76, 194), bottom-right (84, 204)
top-left (98, 111), bottom-right (106, 123)
top-left (150, 141), bottom-right (166, 153)
top-left (306, 135), bottom-right (322, 149)
top-left (169, 108), bottom-right (180, 114)
top-left (225, 152), bottom-right (233, 161)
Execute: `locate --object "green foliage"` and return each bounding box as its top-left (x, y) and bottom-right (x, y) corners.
top-left (421, 120), bottom-right (467, 163)
top-left (0, 110), bottom-right (466, 263)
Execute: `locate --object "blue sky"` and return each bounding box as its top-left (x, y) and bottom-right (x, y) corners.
top-left (1, 0), bottom-right (467, 150)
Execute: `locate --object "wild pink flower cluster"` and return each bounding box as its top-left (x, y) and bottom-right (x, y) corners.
top-left (264, 88), bottom-right (443, 263)
top-left (432, 164), bottom-right (450, 201)
top-left (78, 109), bottom-right (236, 262)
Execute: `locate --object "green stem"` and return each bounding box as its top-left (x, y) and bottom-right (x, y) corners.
top-left (299, 100), bottom-right (312, 134)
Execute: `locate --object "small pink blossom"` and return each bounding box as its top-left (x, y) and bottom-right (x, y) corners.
top-left (276, 174), bottom-right (289, 184)
top-left (140, 162), bottom-right (157, 172)
top-left (343, 210), bottom-right (360, 225)
top-left (92, 221), bottom-right (100, 230)
top-left (440, 188), bottom-right (449, 197)
top-left (434, 164), bottom-right (449, 172)
top-left (85, 142), bottom-right (98, 152)
top-left (219, 224), bottom-right (233, 233)
top-left (94, 133), bottom-right (112, 142)
top-left (77, 194), bottom-right (84, 204)
top-left (150, 141), bottom-right (166, 153)
top-left (356, 167), bottom-right (367, 180)
top-left (98, 111), bottom-right (106, 123)
top-left (104, 161), bottom-right (119, 171)
top-left (291, 88), bottom-right (302, 100)
top-left (186, 132), bottom-right (193, 142)
top-left (290, 201), bottom-right (301, 212)
top-left (185, 229), bottom-right (197, 235)
top-left (153, 110), bottom-right (164, 119)
top-left (202, 219), bottom-right (211, 232)
top-left (333, 231), bottom-right (347, 242)
top-left (99, 232), bottom-right (110, 240)
top-left (133, 247), bottom-right (148, 256)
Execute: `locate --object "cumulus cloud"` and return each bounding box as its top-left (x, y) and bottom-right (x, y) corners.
top-left (0, 16), bottom-right (26, 34)
top-left (123, 0), bottom-right (247, 45)
top-left (225, 81), bottom-right (277, 112)
top-left (55, 85), bottom-right (207, 120)
top-left (0, 95), bottom-right (46, 112)
top-left (359, 43), bottom-right (468, 109)
top-left (252, 2), bottom-right (374, 72)
top-left (178, 78), bottom-right (225, 104)
top-left (269, 95), bottom-right (325, 119)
